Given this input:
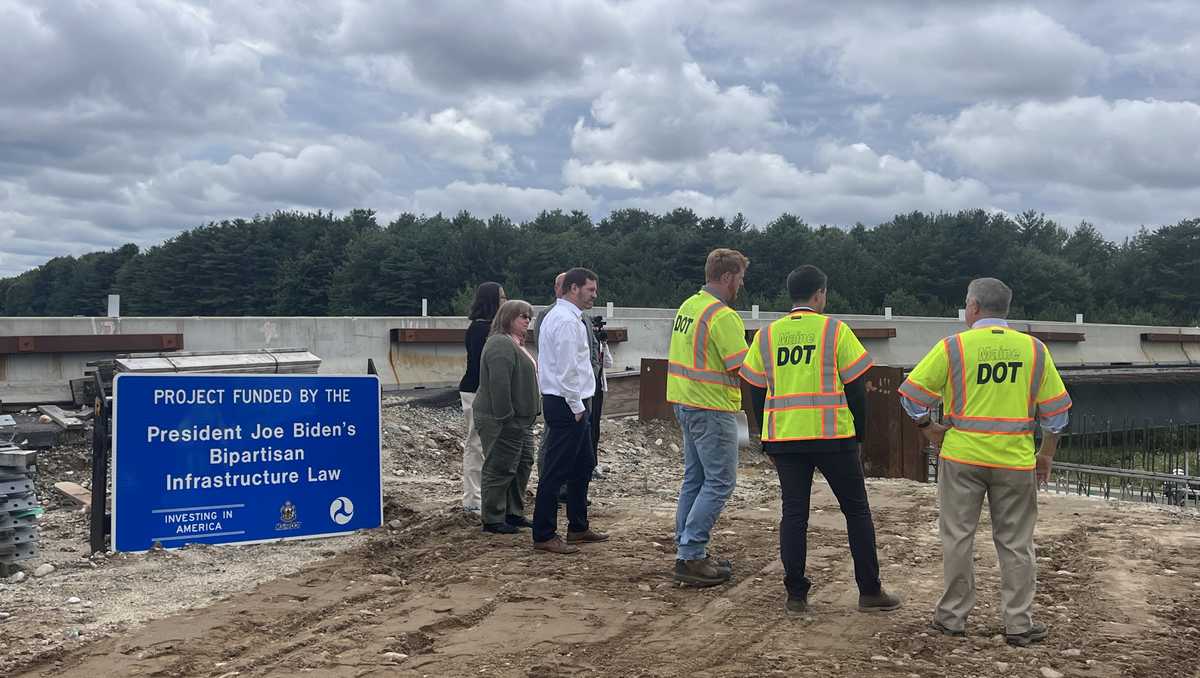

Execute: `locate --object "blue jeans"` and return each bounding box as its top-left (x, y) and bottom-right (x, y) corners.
top-left (674, 405), bottom-right (738, 560)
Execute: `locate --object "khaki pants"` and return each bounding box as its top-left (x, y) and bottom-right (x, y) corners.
top-left (459, 392), bottom-right (484, 510)
top-left (935, 458), bottom-right (1038, 634)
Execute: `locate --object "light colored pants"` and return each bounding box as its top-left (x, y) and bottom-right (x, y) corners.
top-left (935, 458), bottom-right (1038, 634)
top-left (459, 392), bottom-right (484, 511)
top-left (674, 405), bottom-right (738, 561)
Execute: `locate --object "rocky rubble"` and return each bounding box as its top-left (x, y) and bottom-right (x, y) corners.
top-left (0, 395), bottom-right (742, 676)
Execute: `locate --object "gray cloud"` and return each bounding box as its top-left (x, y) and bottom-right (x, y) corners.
top-left (1, 0), bottom-right (1199, 277)
top-left (571, 63), bottom-right (784, 163)
top-left (329, 0), bottom-right (632, 92)
top-left (833, 7), bottom-right (1106, 100)
top-left (922, 97), bottom-right (1200, 190)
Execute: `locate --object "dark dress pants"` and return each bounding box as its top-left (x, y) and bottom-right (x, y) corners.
top-left (589, 375), bottom-right (604, 456)
top-left (771, 451), bottom-right (883, 598)
top-left (532, 395), bottom-right (595, 542)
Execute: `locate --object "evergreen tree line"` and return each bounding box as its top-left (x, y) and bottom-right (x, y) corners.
top-left (2, 207), bottom-right (1197, 326)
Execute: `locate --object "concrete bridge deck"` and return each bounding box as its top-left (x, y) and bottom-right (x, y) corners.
top-left (2, 309), bottom-right (1199, 408)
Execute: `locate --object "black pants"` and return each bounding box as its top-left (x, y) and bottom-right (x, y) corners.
top-left (532, 395), bottom-right (595, 542)
top-left (589, 377), bottom-right (604, 456)
top-left (771, 451), bottom-right (882, 598)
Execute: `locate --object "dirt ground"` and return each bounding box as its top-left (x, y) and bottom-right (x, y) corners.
top-left (3, 399), bottom-right (1200, 678)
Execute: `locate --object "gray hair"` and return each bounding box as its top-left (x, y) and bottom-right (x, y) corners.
top-left (966, 278), bottom-right (1012, 317)
top-left (491, 299), bottom-right (535, 336)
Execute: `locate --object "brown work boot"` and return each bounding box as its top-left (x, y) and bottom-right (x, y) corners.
top-left (566, 529), bottom-right (609, 543)
top-left (674, 558), bottom-right (731, 587)
top-left (857, 588), bottom-right (902, 612)
top-left (533, 536), bottom-right (580, 555)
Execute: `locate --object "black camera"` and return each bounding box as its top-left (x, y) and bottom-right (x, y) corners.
top-left (590, 314), bottom-right (608, 342)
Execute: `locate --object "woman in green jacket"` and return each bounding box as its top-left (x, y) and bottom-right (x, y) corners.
top-left (473, 299), bottom-right (541, 534)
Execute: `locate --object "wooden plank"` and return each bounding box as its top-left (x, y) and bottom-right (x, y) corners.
top-left (853, 327), bottom-right (897, 339)
top-left (746, 326), bottom-right (896, 342)
top-left (53, 481), bottom-right (92, 509)
top-left (0, 334), bottom-right (183, 354)
top-left (1028, 330), bottom-right (1086, 343)
top-left (37, 405), bottom-right (84, 430)
top-left (1142, 332), bottom-right (1200, 344)
top-left (393, 327), bottom-right (627, 344)
top-left (601, 371), bottom-right (641, 418)
top-left (390, 328), bottom-right (468, 344)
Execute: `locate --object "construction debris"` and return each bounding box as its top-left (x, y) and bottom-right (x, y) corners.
top-left (0, 446), bottom-right (41, 577)
top-left (36, 406), bottom-right (84, 431)
top-left (52, 482), bottom-right (91, 510)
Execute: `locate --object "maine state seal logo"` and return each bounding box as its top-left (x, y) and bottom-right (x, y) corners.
top-left (275, 500), bottom-right (301, 531)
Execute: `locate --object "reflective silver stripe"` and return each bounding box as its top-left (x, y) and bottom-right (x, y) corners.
top-left (1027, 338), bottom-right (1047, 419)
top-left (945, 337), bottom-right (965, 416)
top-left (740, 367), bottom-right (768, 388)
top-left (668, 362), bottom-right (739, 388)
top-left (1038, 391), bottom-right (1072, 415)
top-left (839, 352), bottom-right (871, 382)
top-left (945, 416), bottom-right (1035, 434)
top-left (768, 411), bottom-right (777, 439)
top-left (723, 349), bottom-right (747, 370)
top-left (819, 319), bottom-right (843, 437)
top-left (898, 380), bottom-right (939, 407)
top-left (693, 302), bottom-right (724, 369)
top-left (820, 318), bottom-right (839, 392)
top-left (766, 393), bottom-right (847, 409)
top-left (760, 323), bottom-right (776, 394)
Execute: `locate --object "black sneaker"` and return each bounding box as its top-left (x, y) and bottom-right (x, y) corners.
top-left (1006, 621), bottom-right (1048, 647)
top-left (785, 596), bottom-right (808, 616)
top-left (505, 515), bottom-right (533, 529)
top-left (482, 522), bottom-right (519, 534)
top-left (930, 620), bottom-right (966, 637)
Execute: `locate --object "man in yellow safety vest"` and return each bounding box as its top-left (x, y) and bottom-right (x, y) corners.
top-left (667, 248), bottom-right (750, 587)
top-left (900, 277), bottom-right (1071, 647)
top-left (740, 265), bottom-right (902, 614)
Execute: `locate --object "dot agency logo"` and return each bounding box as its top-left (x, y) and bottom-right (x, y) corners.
top-left (330, 496), bottom-right (355, 525)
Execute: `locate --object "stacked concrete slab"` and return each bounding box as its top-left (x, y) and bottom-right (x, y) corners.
top-left (0, 446), bottom-right (39, 575)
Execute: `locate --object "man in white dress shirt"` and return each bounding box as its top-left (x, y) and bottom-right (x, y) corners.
top-left (533, 267), bottom-right (610, 554)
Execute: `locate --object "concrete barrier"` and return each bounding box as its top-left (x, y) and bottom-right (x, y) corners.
top-left (2, 311), bottom-right (1199, 405)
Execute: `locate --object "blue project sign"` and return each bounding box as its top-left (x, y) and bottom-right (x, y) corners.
top-left (112, 374), bottom-right (382, 552)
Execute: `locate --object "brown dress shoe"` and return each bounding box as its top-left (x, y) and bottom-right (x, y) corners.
top-left (533, 536), bottom-right (580, 554)
top-left (857, 588), bottom-right (902, 612)
top-left (566, 529), bottom-right (609, 543)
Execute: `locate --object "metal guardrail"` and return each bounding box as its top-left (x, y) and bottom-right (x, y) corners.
top-left (1048, 460), bottom-right (1200, 508)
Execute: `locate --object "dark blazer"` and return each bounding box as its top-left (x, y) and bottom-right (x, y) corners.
top-left (458, 319), bottom-right (491, 393)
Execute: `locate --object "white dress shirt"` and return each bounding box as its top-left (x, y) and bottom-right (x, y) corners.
top-left (538, 298), bottom-right (596, 414)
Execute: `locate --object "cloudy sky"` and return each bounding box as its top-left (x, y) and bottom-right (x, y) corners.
top-left (2, 0), bottom-right (1199, 276)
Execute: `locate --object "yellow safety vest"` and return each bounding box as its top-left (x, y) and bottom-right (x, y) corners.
top-left (899, 326), bottom-right (1072, 470)
top-left (666, 289), bottom-right (749, 412)
top-left (740, 310), bottom-right (873, 441)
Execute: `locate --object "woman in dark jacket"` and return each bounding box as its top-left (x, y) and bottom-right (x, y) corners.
top-left (458, 282), bottom-right (505, 513)
top-left (473, 299), bottom-right (540, 534)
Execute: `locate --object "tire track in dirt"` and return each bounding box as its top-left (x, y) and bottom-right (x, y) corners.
top-left (11, 482), bottom-right (1197, 677)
